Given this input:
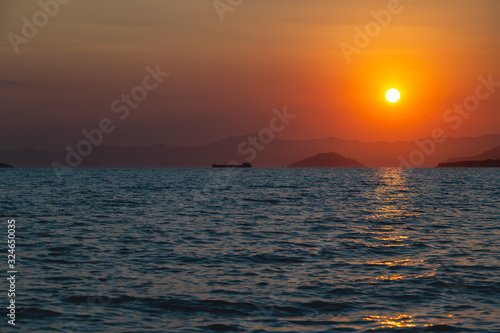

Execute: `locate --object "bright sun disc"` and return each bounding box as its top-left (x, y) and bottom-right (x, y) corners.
top-left (386, 89), bottom-right (400, 103)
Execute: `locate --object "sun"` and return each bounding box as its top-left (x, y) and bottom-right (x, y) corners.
top-left (386, 89), bottom-right (401, 103)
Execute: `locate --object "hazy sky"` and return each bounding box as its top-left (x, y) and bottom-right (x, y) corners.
top-left (1, 0), bottom-right (500, 151)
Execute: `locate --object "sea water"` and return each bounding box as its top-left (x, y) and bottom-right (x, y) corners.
top-left (0, 168), bottom-right (499, 332)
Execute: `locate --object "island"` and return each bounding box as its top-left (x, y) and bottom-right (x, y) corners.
top-left (436, 159), bottom-right (500, 168)
top-left (288, 152), bottom-right (365, 168)
top-left (0, 163), bottom-right (13, 168)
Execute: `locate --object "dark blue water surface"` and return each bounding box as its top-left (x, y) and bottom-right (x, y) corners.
top-left (1, 168), bottom-right (499, 332)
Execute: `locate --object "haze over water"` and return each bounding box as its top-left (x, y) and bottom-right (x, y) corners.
top-left (2, 168), bottom-right (499, 332)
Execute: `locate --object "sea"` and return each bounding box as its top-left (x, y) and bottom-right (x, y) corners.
top-left (1, 168), bottom-right (499, 332)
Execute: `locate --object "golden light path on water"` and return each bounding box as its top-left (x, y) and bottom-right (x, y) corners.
top-left (364, 314), bottom-right (457, 329)
top-left (353, 169), bottom-right (454, 330)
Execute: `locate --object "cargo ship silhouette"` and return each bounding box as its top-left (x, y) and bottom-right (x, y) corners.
top-left (212, 162), bottom-right (252, 168)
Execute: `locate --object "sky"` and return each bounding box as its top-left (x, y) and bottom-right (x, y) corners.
top-left (1, 0), bottom-right (500, 151)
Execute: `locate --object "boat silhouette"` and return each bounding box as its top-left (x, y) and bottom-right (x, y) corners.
top-left (212, 162), bottom-right (252, 168)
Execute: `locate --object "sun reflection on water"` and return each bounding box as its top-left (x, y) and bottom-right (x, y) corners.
top-left (368, 259), bottom-right (423, 266)
top-left (360, 168), bottom-right (421, 250)
top-left (364, 313), bottom-right (459, 330)
top-left (364, 314), bottom-right (418, 328)
top-left (374, 271), bottom-right (436, 281)
top-left (364, 168), bottom-right (419, 222)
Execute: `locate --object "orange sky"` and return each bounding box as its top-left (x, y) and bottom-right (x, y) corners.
top-left (1, 0), bottom-right (499, 150)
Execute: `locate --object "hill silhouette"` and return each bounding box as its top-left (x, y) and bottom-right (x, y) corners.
top-left (444, 144), bottom-right (500, 163)
top-left (437, 159), bottom-right (500, 168)
top-left (0, 163), bottom-right (13, 168)
top-left (288, 152), bottom-right (364, 168)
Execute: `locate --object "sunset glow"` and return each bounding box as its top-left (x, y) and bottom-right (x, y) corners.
top-left (1, 1), bottom-right (500, 149)
top-left (2, 2), bottom-right (500, 331)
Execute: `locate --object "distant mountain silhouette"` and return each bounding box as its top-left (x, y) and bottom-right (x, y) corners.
top-left (437, 159), bottom-right (500, 168)
top-left (444, 144), bottom-right (500, 163)
top-left (288, 152), bottom-right (364, 168)
top-left (436, 144), bottom-right (500, 167)
top-left (0, 134), bottom-right (499, 168)
top-left (0, 163), bottom-right (13, 168)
